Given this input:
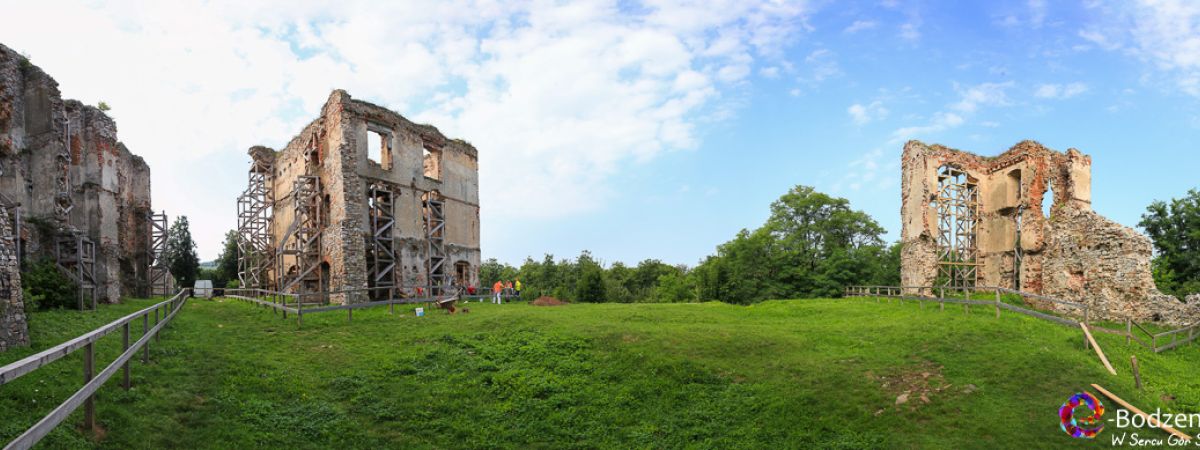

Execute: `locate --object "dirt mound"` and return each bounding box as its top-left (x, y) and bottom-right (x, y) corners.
top-left (867, 359), bottom-right (962, 416)
top-left (531, 296), bottom-right (567, 306)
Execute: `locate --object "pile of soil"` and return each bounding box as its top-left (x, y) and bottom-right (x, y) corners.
top-left (531, 296), bottom-right (567, 306)
top-left (867, 359), bottom-right (966, 416)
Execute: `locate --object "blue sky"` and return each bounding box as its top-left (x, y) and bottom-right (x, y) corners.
top-left (1, 1), bottom-right (1197, 266)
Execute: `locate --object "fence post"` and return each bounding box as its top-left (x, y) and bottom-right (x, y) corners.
top-left (1126, 318), bottom-right (1132, 345)
top-left (994, 289), bottom-right (1000, 319)
top-left (348, 305), bottom-right (353, 323)
top-left (143, 313), bottom-right (150, 363)
top-left (939, 287), bottom-right (944, 312)
top-left (83, 342), bottom-right (95, 431)
top-left (1131, 355), bottom-right (1142, 389)
top-left (122, 322), bottom-right (131, 390)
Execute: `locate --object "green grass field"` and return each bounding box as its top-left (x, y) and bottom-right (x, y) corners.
top-left (2, 296), bottom-right (1198, 449)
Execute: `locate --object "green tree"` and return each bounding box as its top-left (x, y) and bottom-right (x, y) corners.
top-left (653, 268), bottom-right (696, 303)
top-left (479, 258), bottom-right (518, 289)
top-left (576, 266), bottom-right (607, 303)
top-left (1140, 189), bottom-right (1200, 296)
top-left (165, 216), bottom-right (200, 289)
top-left (214, 230), bottom-right (239, 287)
top-left (693, 185), bottom-right (888, 304)
top-left (22, 258), bottom-right (77, 310)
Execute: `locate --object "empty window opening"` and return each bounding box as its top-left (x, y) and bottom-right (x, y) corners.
top-left (1042, 183), bottom-right (1055, 219)
top-left (423, 146), bottom-right (442, 180)
top-left (366, 128), bottom-right (392, 169)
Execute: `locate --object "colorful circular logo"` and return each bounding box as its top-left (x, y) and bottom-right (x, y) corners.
top-left (1060, 392), bottom-right (1105, 439)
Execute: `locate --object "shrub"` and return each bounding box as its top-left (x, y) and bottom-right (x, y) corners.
top-left (22, 258), bottom-right (78, 310)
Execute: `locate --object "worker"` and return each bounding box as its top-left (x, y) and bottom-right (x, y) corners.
top-left (514, 279), bottom-right (522, 298)
top-left (505, 280), bottom-right (514, 299)
top-left (493, 280), bottom-right (504, 304)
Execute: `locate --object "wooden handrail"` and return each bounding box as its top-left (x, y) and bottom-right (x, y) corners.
top-left (3, 289), bottom-right (189, 450)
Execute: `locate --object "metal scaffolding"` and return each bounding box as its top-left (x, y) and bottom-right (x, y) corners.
top-left (935, 166), bottom-right (979, 289)
top-left (148, 211), bottom-right (171, 296)
top-left (423, 191), bottom-right (448, 295)
top-left (366, 182), bottom-right (396, 300)
top-left (237, 157), bottom-right (274, 289)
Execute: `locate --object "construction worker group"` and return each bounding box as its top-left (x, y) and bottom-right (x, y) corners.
top-left (490, 279), bottom-right (521, 304)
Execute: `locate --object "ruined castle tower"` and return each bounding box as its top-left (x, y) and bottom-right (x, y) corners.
top-left (238, 90), bottom-right (480, 305)
top-left (0, 43), bottom-right (156, 349)
top-left (900, 140), bottom-right (1197, 324)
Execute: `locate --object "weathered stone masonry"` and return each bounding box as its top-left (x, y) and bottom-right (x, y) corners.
top-left (0, 43), bottom-right (155, 350)
top-left (900, 140), bottom-right (1198, 325)
top-left (240, 90), bottom-right (480, 305)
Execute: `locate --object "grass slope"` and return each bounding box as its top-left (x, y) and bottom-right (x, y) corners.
top-left (2, 297), bottom-right (1198, 449)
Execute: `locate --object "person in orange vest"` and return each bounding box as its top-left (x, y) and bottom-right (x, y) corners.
top-left (492, 280), bottom-right (504, 304)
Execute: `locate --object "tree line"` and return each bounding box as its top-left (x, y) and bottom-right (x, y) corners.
top-left (482, 185), bottom-right (901, 304)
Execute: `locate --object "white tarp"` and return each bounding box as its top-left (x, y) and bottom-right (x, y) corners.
top-left (194, 280), bottom-right (213, 298)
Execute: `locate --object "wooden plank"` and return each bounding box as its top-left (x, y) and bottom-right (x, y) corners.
top-left (1091, 383), bottom-right (1191, 442)
top-left (1129, 333), bottom-right (1153, 351)
top-left (1081, 323), bottom-right (1116, 375)
top-left (1154, 337), bottom-right (1195, 353)
top-left (301, 296), bottom-right (453, 314)
top-left (997, 302), bottom-right (1077, 327)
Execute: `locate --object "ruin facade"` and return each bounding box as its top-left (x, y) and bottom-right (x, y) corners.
top-left (0, 43), bottom-right (159, 350)
top-left (900, 140), bottom-right (1198, 324)
top-left (238, 90), bottom-right (480, 304)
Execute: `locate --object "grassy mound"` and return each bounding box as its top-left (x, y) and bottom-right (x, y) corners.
top-left (1, 297), bottom-right (1198, 448)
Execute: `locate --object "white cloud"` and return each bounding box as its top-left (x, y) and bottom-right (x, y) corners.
top-left (889, 81), bottom-right (1013, 143)
top-left (1078, 29), bottom-right (1122, 50)
top-left (844, 20), bottom-right (878, 33)
top-left (797, 48), bottom-right (841, 85)
top-left (1028, 0), bottom-right (1048, 28)
top-left (1082, 1), bottom-right (1200, 97)
top-left (891, 112), bottom-right (965, 142)
top-left (899, 22), bottom-right (921, 41)
top-left (0, 0), bottom-right (812, 259)
top-left (1034, 82), bottom-right (1089, 99)
top-left (847, 101), bottom-right (889, 125)
top-left (950, 81), bottom-right (1014, 113)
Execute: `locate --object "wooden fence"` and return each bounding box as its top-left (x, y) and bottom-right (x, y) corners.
top-left (224, 286), bottom-right (519, 326)
top-left (844, 285), bottom-right (1199, 354)
top-left (0, 289), bottom-right (190, 450)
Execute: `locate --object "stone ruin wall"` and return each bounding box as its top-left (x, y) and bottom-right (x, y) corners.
top-left (900, 140), bottom-right (1198, 325)
top-left (0, 206), bottom-right (24, 351)
top-left (0, 43), bottom-right (154, 350)
top-left (256, 90), bottom-right (481, 305)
